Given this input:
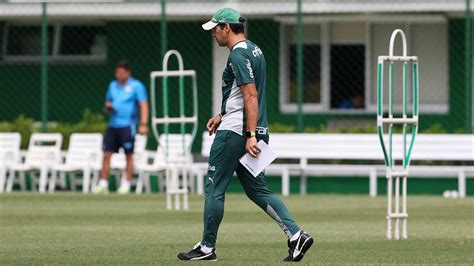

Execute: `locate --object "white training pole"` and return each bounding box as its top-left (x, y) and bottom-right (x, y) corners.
top-left (402, 175), bottom-right (408, 239)
top-left (387, 175), bottom-right (392, 240)
top-left (395, 176), bottom-right (400, 240)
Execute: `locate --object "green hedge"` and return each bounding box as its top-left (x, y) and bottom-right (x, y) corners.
top-left (269, 122), bottom-right (462, 134)
top-left (0, 109), bottom-right (107, 149)
top-left (0, 114), bottom-right (463, 150)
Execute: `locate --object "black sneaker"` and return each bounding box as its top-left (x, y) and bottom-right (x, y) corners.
top-left (177, 242), bottom-right (217, 261)
top-left (283, 231), bottom-right (314, 262)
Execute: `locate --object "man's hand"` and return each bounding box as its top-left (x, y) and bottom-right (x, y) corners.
top-left (103, 102), bottom-right (114, 114)
top-left (138, 124), bottom-right (148, 135)
top-left (206, 114), bottom-right (222, 136)
top-left (138, 101), bottom-right (149, 134)
top-left (245, 137), bottom-right (261, 158)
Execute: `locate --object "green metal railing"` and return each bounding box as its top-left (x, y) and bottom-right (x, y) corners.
top-left (40, 2), bottom-right (48, 132)
top-left (296, 0), bottom-right (304, 132)
top-left (465, 0), bottom-right (472, 133)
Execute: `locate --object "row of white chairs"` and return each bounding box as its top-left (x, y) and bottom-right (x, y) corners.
top-left (0, 132), bottom-right (197, 194)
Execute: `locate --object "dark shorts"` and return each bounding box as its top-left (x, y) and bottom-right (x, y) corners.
top-left (103, 126), bottom-right (135, 154)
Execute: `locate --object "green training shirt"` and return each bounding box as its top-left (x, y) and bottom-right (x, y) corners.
top-left (218, 40), bottom-right (268, 136)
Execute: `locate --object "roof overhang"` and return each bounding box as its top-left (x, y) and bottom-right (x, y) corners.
top-left (0, 1), bottom-right (471, 21)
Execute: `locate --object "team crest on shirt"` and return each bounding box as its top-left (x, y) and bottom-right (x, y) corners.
top-left (125, 85), bottom-right (132, 92)
top-left (252, 46), bottom-right (263, 57)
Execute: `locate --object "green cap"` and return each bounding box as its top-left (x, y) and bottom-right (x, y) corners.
top-left (202, 8), bottom-right (242, 31)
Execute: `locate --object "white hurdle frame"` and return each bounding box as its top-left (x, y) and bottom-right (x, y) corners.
top-left (150, 50), bottom-right (198, 211)
top-left (377, 29), bottom-right (419, 240)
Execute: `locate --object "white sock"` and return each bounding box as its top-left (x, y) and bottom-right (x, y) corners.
top-left (99, 179), bottom-right (108, 188)
top-left (200, 244), bottom-right (213, 254)
top-left (121, 180), bottom-right (130, 188)
top-left (290, 230), bottom-right (302, 242)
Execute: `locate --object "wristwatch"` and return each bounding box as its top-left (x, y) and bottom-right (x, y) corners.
top-left (246, 131), bottom-right (256, 138)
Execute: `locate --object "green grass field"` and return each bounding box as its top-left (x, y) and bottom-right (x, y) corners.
top-left (0, 193), bottom-right (473, 265)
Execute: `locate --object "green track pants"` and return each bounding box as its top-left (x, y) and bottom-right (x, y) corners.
top-left (201, 130), bottom-right (300, 247)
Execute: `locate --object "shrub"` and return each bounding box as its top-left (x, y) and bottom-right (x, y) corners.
top-left (0, 110), bottom-right (106, 150)
top-left (268, 123), bottom-right (295, 133)
top-left (13, 115), bottom-right (36, 149)
top-left (49, 109), bottom-right (107, 149)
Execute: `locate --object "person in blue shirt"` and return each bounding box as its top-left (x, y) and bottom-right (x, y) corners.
top-left (95, 60), bottom-right (148, 194)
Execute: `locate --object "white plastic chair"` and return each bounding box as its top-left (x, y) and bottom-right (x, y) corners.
top-left (99, 134), bottom-right (147, 189)
top-left (135, 134), bottom-right (193, 195)
top-left (49, 133), bottom-right (103, 193)
top-left (0, 133), bottom-right (21, 193)
top-left (134, 150), bottom-right (166, 194)
top-left (6, 133), bottom-right (62, 193)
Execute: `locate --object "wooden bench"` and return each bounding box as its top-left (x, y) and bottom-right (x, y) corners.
top-left (199, 133), bottom-right (474, 197)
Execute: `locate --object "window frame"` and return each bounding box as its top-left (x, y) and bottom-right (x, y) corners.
top-left (329, 30), bottom-right (367, 110)
top-left (365, 21), bottom-right (449, 114)
top-left (279, 22), bottom-right (327, 113)
top-left (278, 15), bottom-right (449, 114)
top-left (2, 21), bottom-right (107, 63)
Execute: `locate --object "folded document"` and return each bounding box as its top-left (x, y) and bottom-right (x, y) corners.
top-left (239, 140), bottom-right (277, 177)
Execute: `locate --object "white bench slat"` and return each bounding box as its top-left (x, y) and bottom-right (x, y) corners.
top-left (201, 133), bottom-right (473, 161)
top-left (200, 132), bottom-right (473, 197)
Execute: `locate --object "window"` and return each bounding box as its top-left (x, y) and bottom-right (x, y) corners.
top-left (59, 25), bottom-right (106, 56)
top-left (329, 22), bottom-right (366, 110)
top-left (330, 44), bottom-right (365, 109)
top-left (6, 25), bottom-right (54, 56)
top-left (288, 44), bottom-right (321, 104)
top-left (280, 22), bottom-right (366, 112)
top-left (280, 19), bottom-right (448, 114)
top-left (2, 23), bottom-right (106, 61)
top-left (370, 23), bottom-right (448, 113)
top-left (280, 24), bottom-right (323, 112)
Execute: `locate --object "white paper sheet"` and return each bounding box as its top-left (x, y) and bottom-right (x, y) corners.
top-left (239, 140), bottom-right (277, 177)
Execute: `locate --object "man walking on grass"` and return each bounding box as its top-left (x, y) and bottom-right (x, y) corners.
top-left (177, 8), bottom-right (313, 262)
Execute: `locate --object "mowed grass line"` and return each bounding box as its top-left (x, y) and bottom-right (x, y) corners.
top-left (0, 193), bottom-right (473, 265)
